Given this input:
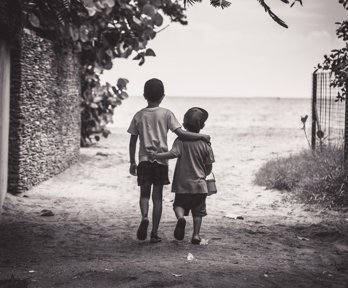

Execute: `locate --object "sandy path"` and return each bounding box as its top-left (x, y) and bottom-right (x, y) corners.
top-left (1, 126), bottom-right (348, 288)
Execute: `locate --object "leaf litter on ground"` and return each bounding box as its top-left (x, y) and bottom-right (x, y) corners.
top-left (224, 214), bottom-right (244, 220)
top-left (296, 235), bottom-right (310, 241)
top-left (200, 239), bottom-right (209, 245)
top-left (187, 253), bottom-right (195, 261)
top-left (40, 210), bottom-right (54, 217)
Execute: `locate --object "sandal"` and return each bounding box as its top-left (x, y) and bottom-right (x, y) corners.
top-left (174, 218), bottom-right (186, 240)
top-left (191, 236), bottom-right (201, 245)
top-left (150, 232), bottom-right (162, 243)
top-left (137, 219), bottom-right (149, 240)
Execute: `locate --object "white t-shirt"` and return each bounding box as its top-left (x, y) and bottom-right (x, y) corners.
top-left (127, 107), bottom-right (181, 165)
top-left (170, 138), bottom-right (215, 194)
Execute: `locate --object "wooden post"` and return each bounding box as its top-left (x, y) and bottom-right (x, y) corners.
top-left (311, 73), bottom-right (317, 151)
top-left (0, 39), bottom-right (10, 213)
top-left (344, 80), bottom-right (348, 164)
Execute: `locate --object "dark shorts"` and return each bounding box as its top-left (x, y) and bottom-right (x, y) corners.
top-left (173, 194), bottom-right (207, 217)
top-left (137, 161), bottom-right (170, 186)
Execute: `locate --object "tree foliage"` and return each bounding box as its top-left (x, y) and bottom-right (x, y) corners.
top-left (315, 0), bottom-right (348, 102)
top-left (16, 0), bottom-right (302, 146)
top-left (19, 0), bottom-right (187, 146)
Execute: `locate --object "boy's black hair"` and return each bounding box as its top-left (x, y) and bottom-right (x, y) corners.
top-left (144, 78), bottom-right (164, 102)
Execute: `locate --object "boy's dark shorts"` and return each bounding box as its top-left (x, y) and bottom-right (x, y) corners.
top-left (137, 161), bottom-right (170, 186)
top-left (173, 194), bottom-right (207, 217)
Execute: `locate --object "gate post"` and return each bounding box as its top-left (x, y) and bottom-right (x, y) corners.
top-left (311, 73), bottom-right (317, 151)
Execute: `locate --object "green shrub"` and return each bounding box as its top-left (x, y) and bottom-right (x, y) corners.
top-left (254, 146), bottom-right (348, 208)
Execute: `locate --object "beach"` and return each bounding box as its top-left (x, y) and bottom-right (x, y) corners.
top-left (1, 97), bottom-right (348, 287)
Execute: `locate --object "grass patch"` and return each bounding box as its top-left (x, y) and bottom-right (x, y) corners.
top-left (254, 145), bottom-right (348, 208)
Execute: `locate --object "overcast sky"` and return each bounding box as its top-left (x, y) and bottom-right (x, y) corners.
top-left (103, 0), bottom-right (347, 98)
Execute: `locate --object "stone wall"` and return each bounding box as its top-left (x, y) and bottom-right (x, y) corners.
top-left (8, 29), bottom-right (81, 193)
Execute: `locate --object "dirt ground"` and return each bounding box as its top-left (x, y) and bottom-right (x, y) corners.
top-left (1, 126), bottom-right (348, 288)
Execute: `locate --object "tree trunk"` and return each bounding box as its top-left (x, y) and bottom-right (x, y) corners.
top-left (0, 39), bottom-right (10, 213)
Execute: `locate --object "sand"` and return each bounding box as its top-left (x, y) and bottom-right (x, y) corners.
top-left (1, 126), bottom-right (348, 288)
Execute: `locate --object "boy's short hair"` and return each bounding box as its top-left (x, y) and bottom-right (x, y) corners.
top-left (144, 78), bottom-right (165, 102)
top-left (183, 107), bottom-right (209, 133)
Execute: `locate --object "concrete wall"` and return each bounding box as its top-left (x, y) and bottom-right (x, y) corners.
top-left (8, 29), bottom-right (81, 193)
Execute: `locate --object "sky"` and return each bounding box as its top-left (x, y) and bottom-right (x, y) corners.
top-left (102, 0), bottom-right (348, 98)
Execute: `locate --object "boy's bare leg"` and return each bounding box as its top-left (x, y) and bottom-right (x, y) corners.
top-left (174, 206), bottom-right (185, 219)
top-left (151, 185), bottom-right (163, 237)
top-left (174, 206), bottom-right (186, 240)
top-left (137, 184), bottom-right (151, 240)
top-left (140, 184), bottom-right (151, 220)
top-left (192, 216), bottom-right (202, 244)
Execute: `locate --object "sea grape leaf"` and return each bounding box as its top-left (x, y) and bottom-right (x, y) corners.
top-left (28, 13), bottom-right (40, 28)
top-left (145, 48), bottom-right (156, 56)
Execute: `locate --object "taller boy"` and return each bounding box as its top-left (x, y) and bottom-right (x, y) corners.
top-left (127, 78), bottom-right (210, 243)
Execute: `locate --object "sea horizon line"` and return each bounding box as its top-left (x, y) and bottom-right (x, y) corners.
top-left (127, 95), bottom-right (311, 100)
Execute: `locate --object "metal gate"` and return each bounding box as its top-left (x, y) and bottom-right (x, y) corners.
top-left (311, 72), bottom-right (346, 150)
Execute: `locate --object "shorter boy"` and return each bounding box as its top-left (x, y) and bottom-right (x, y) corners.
top-left (149, 107), bottom-right (215, 244)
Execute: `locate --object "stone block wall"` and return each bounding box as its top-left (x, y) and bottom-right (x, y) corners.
top-left (8, 30), bottom-right (81, 193)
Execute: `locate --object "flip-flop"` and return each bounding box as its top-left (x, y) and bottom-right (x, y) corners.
top-left (137, 219), bottom-right (149, 240)
top-left (174, 218), bottom-right (186, 240)
top-left (191, 236), bottom-right (201, 245)
top-left (150, 232), bottom-right (162, 243)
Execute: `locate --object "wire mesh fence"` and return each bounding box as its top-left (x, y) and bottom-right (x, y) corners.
top-left (311, 72), bottom-right (346, 150)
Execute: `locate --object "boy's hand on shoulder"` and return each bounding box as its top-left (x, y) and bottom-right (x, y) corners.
top-left (129, 163), bottom-right (137, 176)
top-left (201, 134), bottom-right (211, 144)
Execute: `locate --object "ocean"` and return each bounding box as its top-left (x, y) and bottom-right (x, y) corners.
top-left (112, 96), bottom-right (311, 130)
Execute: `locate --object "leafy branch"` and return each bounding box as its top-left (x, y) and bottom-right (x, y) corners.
top-left (315, 0), bottom-right (348, 102)
top-left (183, 0), bottom-right (303, 27)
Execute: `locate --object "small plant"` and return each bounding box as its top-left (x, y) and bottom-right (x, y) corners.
top-left (300, 114), bottom-right (311, 149)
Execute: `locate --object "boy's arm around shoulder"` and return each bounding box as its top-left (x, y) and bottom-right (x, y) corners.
top-left (165, 109), bottom-right (210, 143)
top-left (174, 128), bottom-right (210, 143)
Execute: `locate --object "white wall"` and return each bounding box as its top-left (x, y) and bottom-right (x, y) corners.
top-left (0, 40), bottom-right (10, 212)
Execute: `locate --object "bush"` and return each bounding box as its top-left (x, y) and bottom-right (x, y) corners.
top-left (254, 145), bottom-right (348, 208)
